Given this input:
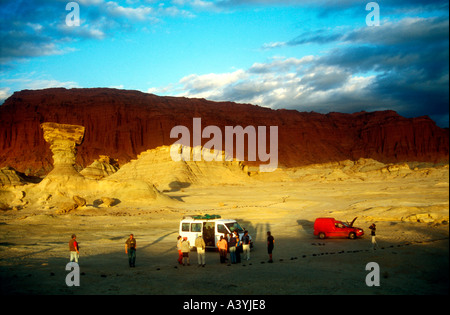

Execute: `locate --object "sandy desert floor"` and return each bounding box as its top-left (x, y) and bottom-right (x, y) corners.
top-left (0, 166), bottom-right (448, 297)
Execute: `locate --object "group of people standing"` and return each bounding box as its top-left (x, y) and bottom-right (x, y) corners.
top-left (68, 231), bottom-right (275, 268)
top-left (176, 234), bottom-right (207, 267)
top-left (176, 230), bottom-right (275, 267)
top-left (69, 222), bottom-right (378, 268)
top-left (217, 230), bottom-right (252, 264)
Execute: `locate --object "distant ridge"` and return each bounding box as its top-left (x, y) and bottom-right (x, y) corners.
top-left (0, 88), bottom-right (448, 175)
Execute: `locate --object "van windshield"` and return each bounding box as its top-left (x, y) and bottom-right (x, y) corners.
top-left (225, 222), bottom-right (244, 233)
top-left (337, 221), bottom-right (350, 228)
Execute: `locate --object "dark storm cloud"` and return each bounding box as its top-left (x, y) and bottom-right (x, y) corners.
top-left (177, 11), bottom-right (449, 126)
top-left (320, 17), bottom-right (449, 123)
top-left (259, 14), bottom-right (449, 127)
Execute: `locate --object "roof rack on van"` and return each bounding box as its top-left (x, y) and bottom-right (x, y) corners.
top-left (183, 214), bottom-right (221, 220)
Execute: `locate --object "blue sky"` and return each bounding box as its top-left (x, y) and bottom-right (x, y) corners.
top-left (1, 0), bottom-right (449, 127)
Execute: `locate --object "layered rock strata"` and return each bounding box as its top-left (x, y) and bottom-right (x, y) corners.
top-left (0, 88), bottom-right (448, 175)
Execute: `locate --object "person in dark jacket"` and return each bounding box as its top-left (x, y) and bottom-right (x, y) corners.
top-left (229, 234), bottom-right (237, 264)
top-left (125, 234), bottom-right (137, 267)
top-left (267, 231), bottom-right (274, 263)
top-left (369, 223), bottom-right (378, 249)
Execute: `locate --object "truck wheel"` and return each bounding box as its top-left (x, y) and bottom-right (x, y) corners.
top-left (349, 232), bottom-right (356, 239)
top-left (319, 232), bottom-right (326, 239)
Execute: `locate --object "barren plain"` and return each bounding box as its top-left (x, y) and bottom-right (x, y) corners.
top-left (1, 156), bottom-right (448, 295)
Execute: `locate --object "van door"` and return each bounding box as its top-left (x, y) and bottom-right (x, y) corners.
top-left (203, 222), bottom-right (215, 247)
top-left (333, 221), bottom-right (348, 237)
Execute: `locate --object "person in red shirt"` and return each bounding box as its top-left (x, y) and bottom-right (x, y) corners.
top-left (177, 235), bottom-right (183, 265)
top-left (69, 234), bottom-right (79, 263)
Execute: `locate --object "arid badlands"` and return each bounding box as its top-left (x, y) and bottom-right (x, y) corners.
top-left (0, 89), bottom-right (448, 295)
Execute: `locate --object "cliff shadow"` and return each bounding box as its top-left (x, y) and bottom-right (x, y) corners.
top-left (163, 181), bottom-right (191, 193)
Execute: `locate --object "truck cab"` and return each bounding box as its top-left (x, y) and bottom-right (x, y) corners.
top-left (179, 214), bottom-right (252, 249)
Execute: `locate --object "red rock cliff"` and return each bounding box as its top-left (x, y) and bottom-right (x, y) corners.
top-left (0, 88), bottom-right (448, 175)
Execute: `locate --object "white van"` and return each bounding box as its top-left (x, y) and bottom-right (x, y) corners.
top-left (179, 214), bottom-right (252, 250)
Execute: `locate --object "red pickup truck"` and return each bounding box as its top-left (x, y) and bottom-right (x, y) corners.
top-left (313, 217), bottom-right (364, 239)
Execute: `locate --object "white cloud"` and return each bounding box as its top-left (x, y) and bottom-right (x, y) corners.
top-left (0, 87), bottom-right (12, 103)
top-left (179, 70), bottom-right (247, 92)
top-left (105, 1), bottom-right (154, 21)
top-left (172, 0), bottom-right (220, 11)
top-left (21, 79), bottom-right (80, 90)
top-left (1, 77), bottom-right (79, 92)
top-left (147, 56), bottom-right (377, 113)
top-left (261, 41), bottom-right (287, 50)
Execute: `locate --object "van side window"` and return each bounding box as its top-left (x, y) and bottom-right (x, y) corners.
top-left (217, 224), bottom-right (227, 234)
top-left (191, 223), bottom-right (202, 232)
top-left (182, 223), bottom-right (190, 232)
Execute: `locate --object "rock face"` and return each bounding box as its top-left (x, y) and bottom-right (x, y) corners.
top-left (0, 167), bottom-right (27, 186)
top-left (0, 88), bottom-right (448, 175)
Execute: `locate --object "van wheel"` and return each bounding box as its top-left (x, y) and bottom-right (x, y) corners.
top-left (349, 232), bottom-right (356, 239)
top-left (319, 232), bottom-right (326, 239)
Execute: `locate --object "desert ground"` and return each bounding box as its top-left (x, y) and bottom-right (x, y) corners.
top-left (0, 158), bottom-right (448, 296)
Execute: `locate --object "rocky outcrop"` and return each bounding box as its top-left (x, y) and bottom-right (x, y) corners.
top-left (80, 155), bottom-right (119, 180)
top-left (107, 145), bottom-right (251, 191)
top-left (0, 166), bottom-right (27, 186)
top-left (0, 88), bottom-right (448, 176)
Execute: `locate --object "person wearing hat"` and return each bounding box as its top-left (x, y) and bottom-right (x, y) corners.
top-left (181, 237), bottom-right (191, 266)
top-left (195, 233), bottom-right (206, 267)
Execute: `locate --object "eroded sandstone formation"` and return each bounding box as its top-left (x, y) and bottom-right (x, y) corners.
top-left (40, 122), bottom-right (85, 178)
top-left (30, 122), bottom-right (171, 208)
